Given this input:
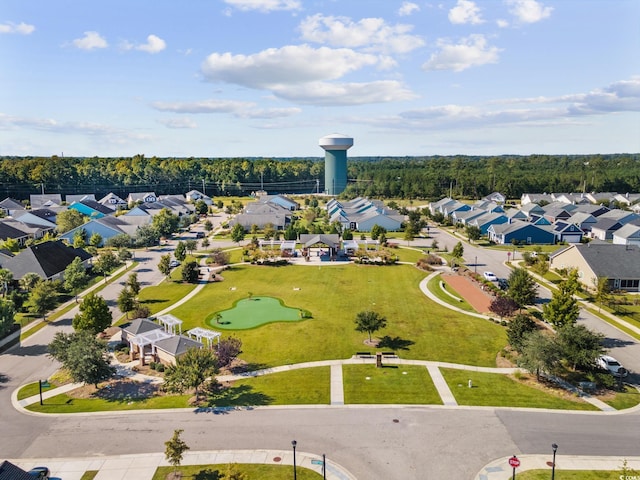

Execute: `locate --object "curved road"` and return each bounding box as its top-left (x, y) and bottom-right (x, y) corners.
top-left (1, 220), bottom-right (639, 479)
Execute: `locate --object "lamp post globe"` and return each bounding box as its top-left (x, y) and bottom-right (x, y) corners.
top-left (551, 443), bottom-right (558, 480)
top-left (292, 440), bottom-right (297, 480)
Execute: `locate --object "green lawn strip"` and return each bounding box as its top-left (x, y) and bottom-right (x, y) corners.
top-left (583, 307), bottom-right (640, 342)
top-left (600, 385), bottom-right (640, 410)
top-left (394, 246), bottom-right (427, 263)
top-left (441, 369), bottom-right (597, 410)
top-left (17, 381), bottom-right (57, 400)
top-left (152, 464), bottom-right (322, 480)
top-left (343, 364), bottom-right (442, 405)
top-left (517, 470), bottom-right (622, 479)
top-left (427, 274), bottom-right (475, 312)
top-left (169, 264), bottom-right (507, 368)
top-left (26, 391), bottom-right (191, 413)
top-left (80, 471), bottom-right (98, 480)
top-left (215, 367), bottom-right (330, 406)
top-left (136, 282), bottom-right (198, 316)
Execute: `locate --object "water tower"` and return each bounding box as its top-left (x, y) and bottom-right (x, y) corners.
top-left (319, 133), bottom-right (353, 196)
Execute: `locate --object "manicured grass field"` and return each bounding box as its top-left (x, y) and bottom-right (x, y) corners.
top-left (152, 464), bottom-right (322, 480)
top-left (441, 369), bottom-right (598, 411)
top-left (601, 385), bottom-right (640, 410)
top-left (427, 274), bottom-right (475, 312)
top-left (207, 296), bottom-right (304, 330)
top-left (26, 391), bottom-right (191, 413)
top-left (168, 264), bottom-right (506, 368)
top-left (217, 367), bottom-right (330, 406)
top-left (343, 364), bottom-right (442, 405)
top-left (136, 282), bottom-right (197, 316)
top-left (518, 470), bottom-right (623, 479)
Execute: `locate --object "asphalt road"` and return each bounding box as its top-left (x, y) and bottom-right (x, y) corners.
top-left (1, 218), bottom-right (639, 479)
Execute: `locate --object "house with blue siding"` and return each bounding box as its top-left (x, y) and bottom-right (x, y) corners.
top-left (469, 212), bottom-right (508, 235)
top-left (69, 199), bottom-right (114, 219)
top-left (488, 221), bottom-right (555, 245)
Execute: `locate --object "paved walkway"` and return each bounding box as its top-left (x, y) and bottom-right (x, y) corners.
top-left (8, 449), bottom-right (357, 480)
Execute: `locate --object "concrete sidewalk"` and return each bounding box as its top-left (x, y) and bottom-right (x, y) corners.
top-left (9, 449), bottom-right (357, 480)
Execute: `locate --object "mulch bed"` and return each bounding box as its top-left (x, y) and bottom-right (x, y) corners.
top-left (441, 272), bottom-right (495, 314)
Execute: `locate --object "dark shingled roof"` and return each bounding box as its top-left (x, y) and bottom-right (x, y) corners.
top-left (154, 335), bottom-right (202, 356)
top-left (120, 318), bottom-right (162, 336)
top-left (0, 240), bottom-right (92, 280)
top-left (0, 461), bottom-right (34, 480)
top-left (569, 243), bottom-right (640, 278)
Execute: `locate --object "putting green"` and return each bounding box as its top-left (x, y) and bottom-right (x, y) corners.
top-left (206, 296), bottom-right (307, 330)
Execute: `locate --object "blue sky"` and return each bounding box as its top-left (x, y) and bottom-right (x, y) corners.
top-left (1, 0), bottom-right (639, 157)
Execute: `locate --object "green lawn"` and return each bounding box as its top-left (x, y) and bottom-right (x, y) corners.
top-left (136, 282), bottom-right (197, 316)
top-left (26, 391), bottom-right (191, 413)
top-left (152, 464), bottom-right (321, 480)
top-left (601, 385), bottom-right (640, 410)
top-left (441, 369), bottom-right (597, 410)
top-left (343, 364), bottom-right (442, 405)
top-left (169, 264), bottom-right (507, 368)
top-left (17, 381), bottom-right (56, 400)
top-left (217, 367), bottom-right (330, 406)
top-left (80, 471), bottom-right (98, 480)
top-left (518, 470), bottom-right (624, 479)
top-left (427, 273), bottom-right (475, 312)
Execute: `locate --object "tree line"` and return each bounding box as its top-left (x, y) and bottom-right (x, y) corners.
top-left (1, 153), bottom-right (638, 201)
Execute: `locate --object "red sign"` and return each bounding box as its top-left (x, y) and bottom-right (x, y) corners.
top-left (509, 456), bottom-right (520, 468)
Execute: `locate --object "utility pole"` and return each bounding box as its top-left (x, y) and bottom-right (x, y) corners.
top-left (202, 178), bottom-right (206, 195)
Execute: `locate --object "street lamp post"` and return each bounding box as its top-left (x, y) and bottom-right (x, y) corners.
top-left (551, 443), bottom-right (558, 480)
top-left (474, 255), bottom-right (477, 273)
top-left (292, 440), bottom-right (297, 480)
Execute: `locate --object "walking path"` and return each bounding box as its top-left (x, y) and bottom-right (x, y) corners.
top-left (7, 449), bottom-right (358, 480)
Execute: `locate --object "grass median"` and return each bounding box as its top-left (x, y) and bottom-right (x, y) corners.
top-left (152, 464), bottom-right (322, 480)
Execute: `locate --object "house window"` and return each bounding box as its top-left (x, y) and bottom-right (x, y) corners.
top-left (620, 279), bottom-right (639, 289)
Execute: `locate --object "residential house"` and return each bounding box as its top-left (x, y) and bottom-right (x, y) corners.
top-left (519, 203), bottom-right (546, 222)
top-left (326, 197), bottom-right (404, 232)
top-left (0, 221), bottom-right (30, 247)
top-left (0, 460), bottom-right (34, 480)
top-left (505, 208), bottom-right (528, 222)
top-left (468, 212), bottom-right (508, 235)
top-left (66, 194), bottom-right (96, 204)
top-left (488, 221), bottom-right (556, 245)
top-left (98, 192), bottom-right (128, 210)
top-left (472, 200), bottom-right (505, 213)
top-left (59, 215), bottom-right (150, 246)
top-left (127, 192), bottom-right (157, 207)
top-left (452, 209), bottom-right (487, 226)
top-left (584, 192), bottom-right (618, 205)
top-left (590, 218), bottom-right (623, 241)
top-left (12, 209), bottom-right (57, 235)
top-left (613, 193), bottom-right (640, 207)
top-left (567, 212), bottom-right (598, 233)
top-left (551, 221), bottom-right (584, 243)
top-left (259, 194), bottom-right (300, 211)
top-left (185, 189), bottom-right (212, 206)
top-left (0, 198), bottom-right (25, 217)
top-left (230, 202), bottom-right (292, 230)
top-left (598, 209), bottom-right (640, 225)
top-left (30, 193), bottom-right (62, 209)
top-left (69, 199), bottom-right (114, 219)
top-left (549, 242), bottom-right (640, 292)
top-left (520, 193), bottom-right (553, 206)
top-left (429, 197), bottom-right (457, 215)
top-left (612, 224), bottom-right (640, 246)
top-left (481, 192), bottom-right (506, 204)
top-left (0, 240), bottom-right (92, 280)
top-left (572, 203), bottom-right (610, 217)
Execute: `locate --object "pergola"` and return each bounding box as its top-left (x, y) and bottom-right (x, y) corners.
top-left (187, 327), bottom-right (221, 348)
top-left (157, 314), bottom-right (183, 334)
top-left (128, 329), bottom-right (173, 365)
top-left (258, 239), bottom-right (297, 253)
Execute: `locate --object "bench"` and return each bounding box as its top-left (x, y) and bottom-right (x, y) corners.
top-left (382, 352), bottom-right (397, 358)
top-left (356, 352), bottom-right (373, 358)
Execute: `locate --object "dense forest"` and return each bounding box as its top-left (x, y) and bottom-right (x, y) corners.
top-left (0, 153), bottom-right (638, 201)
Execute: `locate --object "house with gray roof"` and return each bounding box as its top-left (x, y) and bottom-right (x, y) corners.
top-left (468, 212), bottom-right (508, 235)
top-left (98, 192), bottom-right (128, 210)
top-left (550, 242), bottom-right (640, 292)
top-left (66, 194), bottom-right (96, 204)
top-left (612, 224), bottom-right (640, 246)
top-left (0, 198), bottom-right (25, 217)
top-left (567, 212), bottom-right (598, 233)
top-left (185, 190), bottom-right (212, 205)
top-left (0, 240), bottom-right (91, 281)
top-left (520, 193), bottom-right (553, 205)
top-left (0, 221), bottom-right (30, 246)
top-left (30, 193), bottom-right (62, 209)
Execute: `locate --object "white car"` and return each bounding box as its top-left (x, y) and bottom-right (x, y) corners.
top-left (597, 355), bottom-right (628, 377)
top-left (483, 271), bottom-right (498, 282)
top-left (169, 260), bottom-right (181, 268)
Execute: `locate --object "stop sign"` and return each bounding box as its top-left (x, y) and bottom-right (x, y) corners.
top-left (509, 456), bottom-right (520, 468)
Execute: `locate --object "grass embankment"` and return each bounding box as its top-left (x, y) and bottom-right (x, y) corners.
top-left (168, 264), bottom-right (506, 368)
top-left (27, 392), bottom-right (191, 413)
top-left (518, 470), bottom-right (626, 479)
top-left (441, 369), bottom-right (597, 410)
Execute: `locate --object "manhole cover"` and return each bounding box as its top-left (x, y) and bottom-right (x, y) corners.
top-left (273, 457), bottom-right (282, 462)
top-left (392, 418), bottom-right (400, 423)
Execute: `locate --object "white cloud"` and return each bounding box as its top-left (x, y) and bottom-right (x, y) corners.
top-left (496, 19), bottom-right (509, 28)
top-left (298, 14), bottom-right (425, 54)
top-left (201, 44), bottom-right (382, 89)
top-left (158, 117), bottom-right (197, 129)
top-left (0, 21), bottom-right (35, 34)
top-left (506, 0), bottom-right (553, 24)
top-left (151, 99), bottom-right (302, 119)
top-left (398, 2), bottom-right (420, 17)
top-left (136, 34), bottom-right (166, 54)
top-left (448, 0), bottom-right (484, 25)
top-left (270, 80), bottom-right (417, 106)
top-left (72, 31), bottom-right (108, 50)
top-left (223, 0), bottom-right (301, 12)
top-left (422, 34), bottom-right (500, 72)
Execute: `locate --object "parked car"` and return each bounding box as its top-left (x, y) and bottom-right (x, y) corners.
top-left (28, 466), bottom-right (50, 479)
top-left (497, 278), bottom-right (509, 290)
top-left (483, 271), bottom-right (498, 282)
top-left (169, 260), bottom-right (181, 268)
top-left (195, 231), bottom-right (205, 238)
top-left (597, 355), bottom-right (628, 377)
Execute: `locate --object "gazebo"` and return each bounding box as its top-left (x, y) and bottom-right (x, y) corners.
top-left (157, 314), bottom-right (183, 334)
top-left (128, 328), bottom-right (173, 366)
